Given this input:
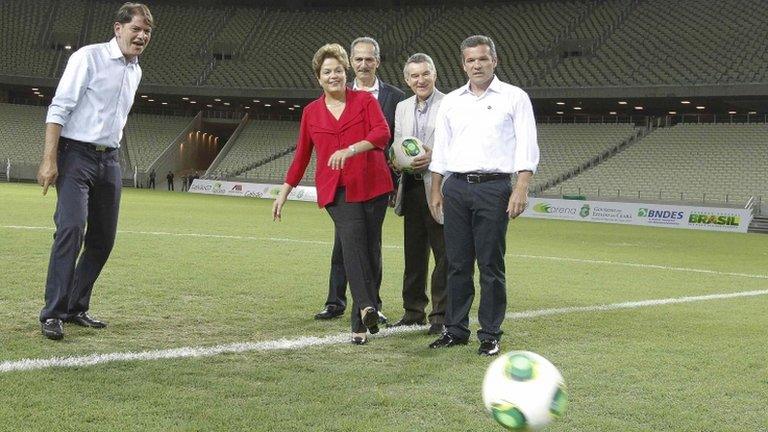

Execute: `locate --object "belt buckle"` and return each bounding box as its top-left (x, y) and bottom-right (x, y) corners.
top-left (94, 145), bottom-right (108, 152)
top-left (466, 173), bottom-right (481, 184)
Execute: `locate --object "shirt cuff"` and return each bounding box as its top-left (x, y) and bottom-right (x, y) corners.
top-left (514, 164), bottom-right (537, 174)
top-left (45, 108), bottom-right (69, 126)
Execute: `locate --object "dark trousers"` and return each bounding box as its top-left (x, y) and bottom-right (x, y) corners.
top-left (326, 232), bottom-right (348, 307)
top-left (40, 138), bottom-right (122, 322)
top-left (401, 175), bottom-right (446, 325)
top-left (325, 189), bottom-right (388, 333)
top-left (442, 175), bottom-right (511, 342)
top-left (148, 178), bottom-right (155, 189)
top-left (325, 226), bottom-right (384, 312)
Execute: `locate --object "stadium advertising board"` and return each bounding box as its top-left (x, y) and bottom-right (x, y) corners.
top-left (188, 179), bottom-right (316, 202)
top-left (523, 198), bottom-right (752, 233)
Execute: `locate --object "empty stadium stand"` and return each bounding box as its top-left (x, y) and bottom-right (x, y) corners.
top-left (533, 123), bottom-right (640, 190)
top-left (123, 113), bottom-right (192, 170)
top-left (0, 103), bottom-right (47, 165)
top-left (0, 0), bottom-right (764, 215)
top-left (552, 123), bottom-right (768, 203)
top-left (4, 0), bottom-right (767, 89)
top-left (212, 120), bottom-right (299, 176)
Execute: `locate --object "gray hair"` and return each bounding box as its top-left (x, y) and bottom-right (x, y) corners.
top-left (350, 37), bottom-right (380, 61)
top-left (402, 53), bottom-right (436, 79)
top-left (460, 35), bottom-right (497, 60)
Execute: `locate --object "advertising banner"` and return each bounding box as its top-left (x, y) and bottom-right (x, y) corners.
top-left (189, 181), bottom-right (752, 233)
top-left (188, 179), bottom-right (316, 202)
top-left (523, 198), bottom-right (752, 233)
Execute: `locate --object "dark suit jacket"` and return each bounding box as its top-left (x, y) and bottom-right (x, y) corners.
top-left (348, 79), bottom-right (406, 147)
top-left (285, 89), bottom-right (393, 208)
top-left (377, 80), bottom-right (406, 147)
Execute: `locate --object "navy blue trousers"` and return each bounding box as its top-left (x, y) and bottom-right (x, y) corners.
top-left (39, 138), bottom-right (121, 322)
top-left (442, 175), bottom-right (511, 342)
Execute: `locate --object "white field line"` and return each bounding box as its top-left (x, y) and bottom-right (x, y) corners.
top-left (2, 289), bottom-right (767, 374)
top-left (3, 225), bottom-right (767, 280)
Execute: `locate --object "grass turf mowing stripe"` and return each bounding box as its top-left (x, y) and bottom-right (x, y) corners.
top-left (3, 225), bottom-right (767, 280)
top-left (2, 288), bottom-right (766, 374)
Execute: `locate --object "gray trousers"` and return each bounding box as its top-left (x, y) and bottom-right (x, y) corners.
top-left (325, 190), bottom-right (388, 333)
top-left (401, 174), bottom-right (446, 325)
top-left (442, 175), bottom-right (511, 342)
top-left (39, 138), bottom-right (121, 322)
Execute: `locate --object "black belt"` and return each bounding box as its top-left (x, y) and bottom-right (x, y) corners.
top-left (453, 172), bottom-right (510, 184)
top-left (404, 172), bottom-right (423, 181)
top-left (61, 137), bottom-right (117, 153)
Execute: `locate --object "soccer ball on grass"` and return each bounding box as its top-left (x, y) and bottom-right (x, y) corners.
top-left (482, 351), bottom-right (567, 430)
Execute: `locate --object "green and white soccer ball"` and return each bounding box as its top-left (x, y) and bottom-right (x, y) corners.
top-left (388, 136), bottom-right (425, 173)
top-left (482, 351), bottom-right (567, 430)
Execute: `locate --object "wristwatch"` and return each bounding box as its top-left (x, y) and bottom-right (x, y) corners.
top-left (348, 144), bottom-right (356, 154)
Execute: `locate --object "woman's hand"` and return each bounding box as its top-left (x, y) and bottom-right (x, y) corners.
top-left (272, 183), bottom-right (294, 221)
top-left (327, 147), bottom-right (354, 170)
top-left (272, 196), bottom-right (286, 221)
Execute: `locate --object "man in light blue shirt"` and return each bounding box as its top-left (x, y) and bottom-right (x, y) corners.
top-left (36, 2), bottom-right (153, 340)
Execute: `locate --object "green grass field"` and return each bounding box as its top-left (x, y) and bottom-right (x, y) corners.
top-left (1, 183), bottom-right (767, 431)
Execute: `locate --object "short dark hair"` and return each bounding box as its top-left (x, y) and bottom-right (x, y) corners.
top-left (460, 35), bottom-right (497, 60)
top-left (116, 2), bottom-right (154, 28)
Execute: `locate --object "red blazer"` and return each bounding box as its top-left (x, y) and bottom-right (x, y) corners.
top-left (285, 89), bottom-right (394, 208)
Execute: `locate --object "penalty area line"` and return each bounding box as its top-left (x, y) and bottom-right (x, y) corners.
top-left (2, 288), bottom-right (767, 374)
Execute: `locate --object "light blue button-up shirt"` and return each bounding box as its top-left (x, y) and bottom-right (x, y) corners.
top-left (46, 38), bottom-right (142, 148)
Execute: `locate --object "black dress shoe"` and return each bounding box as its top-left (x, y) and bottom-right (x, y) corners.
top-left (41, 318), bottom-right (64, 340)
top-left (478, 339), bottom-right (500, 356)
top-left (65, 312), bottom-right (107, 328)
top-left (428, 332), bottom-right (468, 349)
top-left (314, 305), bottom-right (344, 320)
top-left (361, 307), bottom-right (380, 335)
top-left (427, 323), bottom-right (445, 335)
top-left (377, 311), bottom-right (388, 326)
top-left (388, 317), bottom-right (426, 328)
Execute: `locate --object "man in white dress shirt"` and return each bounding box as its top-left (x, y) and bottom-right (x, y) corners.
top-left (427, 35), bottom-right (540, 356)
top-left (36, 2), bottom-right (153, 340)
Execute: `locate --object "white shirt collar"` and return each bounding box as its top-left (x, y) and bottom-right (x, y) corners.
top-left (353, 77), bottom-right (379, 93)
top-left (460, 75), bottom-right (501, 98)
top-left (108, 37), bottom-right (139, 65)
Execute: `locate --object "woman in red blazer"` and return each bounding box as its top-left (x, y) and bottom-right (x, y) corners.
top-left (272, 43), bottom-right (393, 345)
